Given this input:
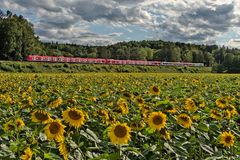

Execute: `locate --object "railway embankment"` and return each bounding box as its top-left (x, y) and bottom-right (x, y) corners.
top-left (0, 61), bottom-right (212, 73)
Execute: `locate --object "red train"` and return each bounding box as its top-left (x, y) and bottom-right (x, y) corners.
top-left (26, 55), bottom-right (204, 67)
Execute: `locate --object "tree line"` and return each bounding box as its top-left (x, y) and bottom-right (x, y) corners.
top-left (0, 10), bottom-right (240, 72)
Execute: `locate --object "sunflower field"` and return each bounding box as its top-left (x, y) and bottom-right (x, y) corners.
top-left (0, 73), bottom-right (239, 160)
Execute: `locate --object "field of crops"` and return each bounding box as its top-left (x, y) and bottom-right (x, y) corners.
top-left (0, 73), bottom-right (239, 160)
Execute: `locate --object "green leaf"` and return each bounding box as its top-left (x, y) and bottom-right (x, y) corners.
top-left (44, 152), bottom-right (62, 160)
top-left (164, 142), bottom-right (175, 154)
top-left (200, 144), bottom-right (214, 155)
top-left (205, 156), bottom-right (224, 160)
top-left (86, 128), bottom-right (101, 143)
top-left (197, 122), bottom-right (209, 132)
top-left (0, 144), bottom-right (15, 158)
top-left (90, 152), bottom-right (119, 160)
top-left (73, 149), bottom-right (84, 160)
top-left (80, 129), bottom-right (101, 143)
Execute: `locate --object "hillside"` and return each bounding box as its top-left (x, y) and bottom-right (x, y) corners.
top-left (0, 61), bottom-right (212, 73)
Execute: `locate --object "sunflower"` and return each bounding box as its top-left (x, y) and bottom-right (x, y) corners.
top-left (184, 98), bottom-right (197, 112)
top-left (176, 114), bottom-right (192, 128)
top-left (164, 104), bottom-right (177, 113)
top-left (117, 98), bottom-right (129, 114)
top-left (216, 98), bottom-right (227, 109)
top-left (219, 131), bottom-right (235, 147)
top-left (3, 118), bottom-right (25, 132)
top-left (210, 109), bottom-right (222, 120)
top-left (88, 97), bottom-right (97, 102)
top-left (192, 79), bottom-right (199, 83)
top-left (27, 86), bottom-right (32, 93)
top-left (108, 122), bottom-right (131, 145)
top-left (148, 112), bottom-right (167, 131)
top-left (223, 110), bottom-right (231, 119)
top-left (16, 118), bottom-right (25, 130)
top-left (3, 120), bottom-right (14, 132)
top-left (44, 119), bottom-right (65, 142)
top-left (49, 97), bottom-right (63, 108)
top-left (58, 142), bottom-right (68, 160)
top-left (134, 96), bottom-right (144, 105)
top-left (149, 85), bottom-right (160, 95)
top-left (93, 109), bottom-right (110, 125)
top-left (31, 110), bottom-right (51, 124)
top-left (159, 128), bottom-right (171, 140)
top-left (20, 147), bottom-right (33, 160)
top-left (62, 108), bottom-right (85, 128)
top-left (27, 97), bottom-right (34, 107)
top-left (199, 101), bottom-right (206, 108)
top-left (226, 105), bottom-right (238, 116)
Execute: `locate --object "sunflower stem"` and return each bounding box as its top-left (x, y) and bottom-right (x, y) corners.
top-left (118, 144), bottom-right (122, 160)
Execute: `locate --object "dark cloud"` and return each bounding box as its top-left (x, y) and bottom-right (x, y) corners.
top-left (154, 2), bottom-right (238, 44)
top-left (70, 1), bottom-right (151, 24)
top-left (0, 0), bottom-right (240, 46)
top-left (14, 0), bottom-right (62, 12)
top-left (178, 3), bottom-right (234, 32)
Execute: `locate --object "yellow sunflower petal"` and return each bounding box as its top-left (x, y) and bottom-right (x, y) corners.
top-left (108, 122), bottom-right (131, 145)
top-left (148, 112), bottom-right (167, 131)
top-left (62, 108), bottom-right (86, 128)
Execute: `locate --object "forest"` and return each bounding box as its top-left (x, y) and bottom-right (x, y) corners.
top-left (0, 10), bottom-right (240, 72)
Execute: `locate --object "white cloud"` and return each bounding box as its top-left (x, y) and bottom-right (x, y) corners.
top-left (0, 0), bottom-right (240, 46)
top-left (226, 39), bottom-right (240, 48)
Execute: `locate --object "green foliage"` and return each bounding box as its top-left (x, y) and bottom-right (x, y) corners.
top-left (0, 11), bottom-right (42, 60)
top-left (0, 61), bottom-right (212, 73)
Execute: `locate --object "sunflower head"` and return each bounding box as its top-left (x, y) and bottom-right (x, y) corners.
top-left (135, 96), bottom-right (144, 105)
top-left (219, 131), bottom-right (235, 147)
top-left (44, 119), bottom-right (65, 142)
top-left (210, 109), bottom-right (222, 120)
top-left (108, 122), bottom-right (131, 145)
top-left (184, 98), bottom-right (197, 112)
top-left (16, 118), bottom-right (25, 130)
top-left (149, 85), bottom-right (160, 95)
top-left (94, 109), bottom-right (110, 125)
top-left (216, 98), bottom-right (227, 109)
top-left (148, 112), bottom-right (167, 131)
top-left (192, 79), bottom-right (199, 83)
top-left (3, 120), bottom-right (14, 132)
top-left (199, 101), bottom-right (206, 108)
top-left (49, 97), bottom-right (63, 108)
top-left (20, 147), bottom-right (33, 160)
top-left (159, 128), bottom-right (171, 140)
top-left (3, 118), bottom-right (25, 132)
top-left (223, 110), bottom-right (231, 119)
top-left (117, 98), bottom-right (129, 114)
top-left (176, 113), bottom-right (192, 128)
top-left (31, 110), bottom-right (51, 124)
top-left (226, 105), bottom-right (238, 116)
top-left (63, 108), bottom-right (86, 128)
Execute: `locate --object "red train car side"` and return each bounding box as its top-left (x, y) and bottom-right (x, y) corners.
top-left (26, 55), bottom-right (204, 67)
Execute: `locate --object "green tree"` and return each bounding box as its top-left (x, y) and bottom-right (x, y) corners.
top-left (182, 50), bottom-right (193, 62)
top-left (223, 53), bottom-right (233, 67)
top-left (0, 12), bottom-right (42, 60)
top-left (169, 47), bottom-right (181, 62)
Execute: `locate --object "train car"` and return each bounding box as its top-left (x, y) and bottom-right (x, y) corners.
top-left (26, 55), bottom-right (204, 67)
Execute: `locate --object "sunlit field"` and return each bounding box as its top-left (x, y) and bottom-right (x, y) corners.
top-left (0, 73), bottom-right (239, 160)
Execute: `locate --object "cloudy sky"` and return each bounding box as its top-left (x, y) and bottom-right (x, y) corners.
top-left (1, 0), bottom-right (240, 48)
